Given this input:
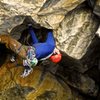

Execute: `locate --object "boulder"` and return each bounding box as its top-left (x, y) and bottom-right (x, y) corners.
top-left (0, 57), bottom-right (73, 100)
top-left (55, 5), bottom-right (99, 59)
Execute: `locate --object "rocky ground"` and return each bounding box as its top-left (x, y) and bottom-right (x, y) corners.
top-left (0, 0), bottom-right (100, 100)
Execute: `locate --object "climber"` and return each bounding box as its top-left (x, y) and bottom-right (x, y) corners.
top-left (21, 24), bottom-right (62, 77)
top-left (0, 25), bottom-right (62, 77)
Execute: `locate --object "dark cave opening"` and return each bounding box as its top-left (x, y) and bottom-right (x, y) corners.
top-left (10, 16), bottom-right (53, 46)
top-left (0, 44), bottom-right (8, 67)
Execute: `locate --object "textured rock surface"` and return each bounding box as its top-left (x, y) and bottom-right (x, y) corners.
top-left (0, 0), bottom-right (100, 100)
top-left (57, 52), bottom-right (99, 97)
top-left (38, 0), bottom-right (85, 15)
top-left (0, 0), bottom-right (85, 33)
top-left (0, 57), bottom-right (72, 100)
top-left (94, 0), bottom-right (100, 16)
top-left (55, 6), bottom-right (99, 59)
top-left (59, 71), bottom-right (98, 96)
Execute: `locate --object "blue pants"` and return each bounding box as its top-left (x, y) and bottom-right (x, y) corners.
top-left (28, 26), bottom-right (55, 60)
top-left (28, 27), bottom-right (55, 45)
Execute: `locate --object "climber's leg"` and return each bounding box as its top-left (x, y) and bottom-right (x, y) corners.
top-left (28, 26), bottom-right (38, 45)
top-left (45, 31), bottom-right (55, 47)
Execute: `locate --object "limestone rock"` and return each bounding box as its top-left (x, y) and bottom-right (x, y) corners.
top-left (93, 0), bottom-right (100, 17)
top-left (0, 0), bottom-right (85, 33)
top-left (0, 0), bottom-right (44, 33)
top-left (0, 0), bottom-right (45, 15)
top-left (55, 6), bottom-right (99, 59)
top-left (0, 0), bottom-right (100, 100)
top-left (38, 0), bottom-right (85, 15)
top-left (0, 57), bottom-right (72, 100)
top-left (31, 14), bottom-right (65, 29)
top-left (0, 0), bottom-right (45, 33)
top-left (32, 0), bottom-right (85, 29)
top-left (0, 16), bottom-right (25, 34)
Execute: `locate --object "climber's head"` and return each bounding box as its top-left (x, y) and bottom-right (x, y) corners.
top-left (49, 48), bottom-right (62, 63)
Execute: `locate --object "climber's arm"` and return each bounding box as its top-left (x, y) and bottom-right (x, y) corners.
top-left (46, 31), bottom-right (55, 47)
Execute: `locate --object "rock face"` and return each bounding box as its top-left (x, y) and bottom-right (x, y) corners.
top-left (93, 0), bottom-right (100, 17)
top-left (38, 0), bottom-right (85, 15)
top-left (0, 0), bottom-right (85, 33)
top-left (0, 59), bottom-right (72, 100)
top-left (55, 6), bottom-right (99, 59)
top-left (0, 0), bottom-right (100, 100)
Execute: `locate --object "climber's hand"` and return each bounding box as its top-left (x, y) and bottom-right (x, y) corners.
top-left (53, 48), bottom-right (60, 55)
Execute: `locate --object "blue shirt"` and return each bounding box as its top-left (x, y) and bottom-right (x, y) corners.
top-left (33, 43), bottom-right (55, 60)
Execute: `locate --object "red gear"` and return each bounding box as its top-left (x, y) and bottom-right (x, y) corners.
top-left (49, 53), bottom-right (62, 63)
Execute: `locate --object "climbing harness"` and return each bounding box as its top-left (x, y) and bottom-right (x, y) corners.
top-left (27, 46), bottom-right (35, 60)
top-left (23, 46), bottom-right (38, 68)
top-left (22, 46), bottom-right (38, 78)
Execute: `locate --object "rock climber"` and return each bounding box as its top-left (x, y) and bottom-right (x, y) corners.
top-left (0, 25), bottom-right (62, 77)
